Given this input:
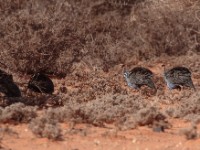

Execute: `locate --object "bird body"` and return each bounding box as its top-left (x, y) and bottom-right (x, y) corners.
top-left (0, 69), bottom-right (21, 97)
top-left (0, 70), bottom-right (13, 81)
top-left (164, 66), bottom-right (195, 90)
top-left (28, 73), bottom-right (54, 94)
top-left (124, 67), bottom-right (156, 91)
top-left (0, 79), bottom-right (21, 97)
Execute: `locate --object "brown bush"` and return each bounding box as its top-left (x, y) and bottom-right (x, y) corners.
top-left (180, 124), bottom-right (198, 140)
top-left (0, 0), bottom-right (199, 75)
top-left (0, 1), bottom-right (199, 141)
top-left (0, 103), bottom-right (37, 124)
top-left (29, 116), bottom-right (62, 140)
top-left (163, 92), bottom-right (200, 119)
top-left (116, 106), bottom-right (169, 130)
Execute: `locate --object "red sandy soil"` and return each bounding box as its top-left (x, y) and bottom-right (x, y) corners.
top-left (1, 59), bottom-right (200, 150)
top-left (1, 119), bottom-right (200, 150)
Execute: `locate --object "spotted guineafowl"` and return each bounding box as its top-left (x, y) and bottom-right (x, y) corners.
top-left (124, 67), bottom-right (156, 92)
top-left (28, 73), bottom-right (54, 94)
top-left (0, 69), bottom-right (21, 97)
top-left (163, 66), bottom-right (195, 90)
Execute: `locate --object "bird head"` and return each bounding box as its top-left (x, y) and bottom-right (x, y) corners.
top-left (123, 71), bottom-right (130, 78)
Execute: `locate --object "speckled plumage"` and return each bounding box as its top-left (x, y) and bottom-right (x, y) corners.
top-left (124, 67), bottom-right (156, 91)
top-left (164, 66), bottom-right (195, 90)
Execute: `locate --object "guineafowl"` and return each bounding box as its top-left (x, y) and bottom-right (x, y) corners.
top-left (0, 69), bottom-right (21, 97)
top-left (163, 66), bottom-right (195, 90)
top-left (28, 73), bottom-right (54, 94)
top-left (124, 67), bottom-right (156, 92)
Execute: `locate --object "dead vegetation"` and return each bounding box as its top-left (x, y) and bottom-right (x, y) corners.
top-left (0, 0), bottom-right (199, 141)
top-left (0, 103), bottom-right (37, 124)
top-left (180, 123), bottom-right (198, 140)
top-left (0, 0), bottom-right (200, 75)
top-left (29, 116), bottom-right (62, 140)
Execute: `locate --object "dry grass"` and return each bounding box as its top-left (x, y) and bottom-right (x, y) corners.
top-left (29, 116), bottom-right (62, 140)
top-left (0, 103), bottom-right (37, 124)
top-left (0, 0), bottom-right (199, 140)
top-left (0, 0), bottom-right (199, 75)
top-left (180, 124), bottom-right (198, 140)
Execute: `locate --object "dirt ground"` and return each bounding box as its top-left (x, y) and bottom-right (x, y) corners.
top-left (1, 120), bottom-right (200, 150)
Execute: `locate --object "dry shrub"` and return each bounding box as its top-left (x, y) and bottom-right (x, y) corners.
top-left (29, 116), bottom-right (62, 140)
top-left (0, 0), bottom-right (85, 76)
top-left (90, 0), bottom-right (144, 16)
top-left (18, 95), bottom-right (63, 107)
top-left (180, 124), bottom-right (198, 140)
top-left (29, 94), bottom-right (148, 127)
top-left (0, 127), bottom-right (18, 150)
top-left (164, 92), bottom-right (200, 120)
top-left (0, 0), bottom-right (199, 75)
top-left (0, 103), bottom-right (37, 124)
top-left (134, 107), bottom-right (166, 126)
top-left (67, 94), bottom-right (147, 126)
top-left (0, 96), bottom-right (59, 108)
top-left (116, 106), bottom-right (169, 130)
top-left (124, 0), bottom-right (200, 60)
top-left (152, 121), bottom-right (168, 132)
top-left (0, 126), bottom-right (18, 138)
top-left (42, 106), bottom-right (74, 123)
top-left (0, 0), bottom-right (199, 134)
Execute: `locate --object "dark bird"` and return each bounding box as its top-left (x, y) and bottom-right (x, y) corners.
top-left (163, 66), bottom-right (195, 90)
top-left (123, 67), bottom-right (156, 91)
top-left (0, 69), bottom-right (13, 81)
top-left (0, 69), bottom-right (21, 97)
top-left (28, 73), bottom-right (54, 94)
